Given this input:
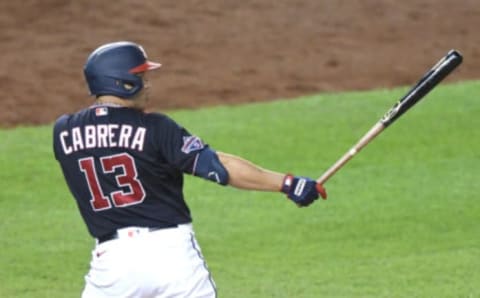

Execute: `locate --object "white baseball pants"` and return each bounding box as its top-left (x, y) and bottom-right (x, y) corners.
top-left (81, 224), bottom-right (217, 298)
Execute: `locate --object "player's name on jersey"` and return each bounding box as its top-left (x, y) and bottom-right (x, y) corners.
top-left (58, 124), bottom-right (146, 155)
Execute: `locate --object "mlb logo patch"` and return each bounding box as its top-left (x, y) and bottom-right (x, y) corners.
top-left (95, 107), bottom-right (108, 116)
top-left (181, 136), bottom-right (204, 154)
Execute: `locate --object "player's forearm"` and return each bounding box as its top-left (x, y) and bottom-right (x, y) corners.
top-left (217, 152), bottom-right (284, 191)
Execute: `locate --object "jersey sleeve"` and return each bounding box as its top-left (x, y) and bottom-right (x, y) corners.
top-left (149, 113), bottom-right (209, 173)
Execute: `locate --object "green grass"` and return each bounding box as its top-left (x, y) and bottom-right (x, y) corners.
top-left (1, 81), bottom-right (479, 297)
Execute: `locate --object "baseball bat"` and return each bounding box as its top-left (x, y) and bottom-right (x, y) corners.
top-left (317, 49), bottom-right (463, 185)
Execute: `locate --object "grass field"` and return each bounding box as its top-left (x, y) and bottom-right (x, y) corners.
top-left (1, 81), bottom-right (479, 297)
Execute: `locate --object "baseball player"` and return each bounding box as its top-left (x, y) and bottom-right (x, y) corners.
top-left (53, 41), bottom-right (327, 298)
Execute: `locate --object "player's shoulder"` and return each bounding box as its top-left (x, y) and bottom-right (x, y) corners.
top-left (143, 111), bottom-right (173, 122)
top-left (143, 111), bottom-right (182, 129)
top-left (54, 105), bottom-right (94, 124)
top-left (53, 113), bottom-right (71, 132)
top-left (53, 108), bottom-right (85, 129)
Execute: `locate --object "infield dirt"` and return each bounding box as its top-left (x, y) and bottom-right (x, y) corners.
top-left (1, 0), bottom-right (479, 127)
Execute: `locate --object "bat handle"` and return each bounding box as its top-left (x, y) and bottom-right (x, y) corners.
top-left (316, 149), bottom-right (356, 185)
top-left (317, 122), bottom-right (385, 185)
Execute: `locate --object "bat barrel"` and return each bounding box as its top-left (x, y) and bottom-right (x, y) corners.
top-left (381, 50), bottom-right (463, 126)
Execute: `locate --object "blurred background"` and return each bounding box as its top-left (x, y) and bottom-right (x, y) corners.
top-left (1, 0), bottom-right (479, 126)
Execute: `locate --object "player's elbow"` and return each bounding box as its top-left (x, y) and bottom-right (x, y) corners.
top-left (192, 149), bottom-right (229, 185)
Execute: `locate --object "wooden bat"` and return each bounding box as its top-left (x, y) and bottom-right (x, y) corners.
top-left (317, 50), bottom-right (463, 185)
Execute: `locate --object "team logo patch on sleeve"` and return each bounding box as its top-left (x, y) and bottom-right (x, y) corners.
top-left (182, 136), bottom-right (205, 154)
top-left (181, 136), bottom-right (204, 154)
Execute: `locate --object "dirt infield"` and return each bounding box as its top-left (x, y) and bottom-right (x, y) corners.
top-left (1, 1), bottom-right (479, 127)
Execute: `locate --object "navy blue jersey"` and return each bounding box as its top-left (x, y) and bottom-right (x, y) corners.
top-left (53, 104), bottom-right (208, 238)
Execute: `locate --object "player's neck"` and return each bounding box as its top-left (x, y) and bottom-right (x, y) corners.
top-left (95, 95), bottom-right (147, 111)
top-left (95, 95), bottom-right (131, 107)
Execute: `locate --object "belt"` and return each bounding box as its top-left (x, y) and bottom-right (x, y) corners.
top-left (97, 225), bottom-right (177, 244)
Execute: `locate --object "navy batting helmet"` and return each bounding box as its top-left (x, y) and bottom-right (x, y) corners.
top-left (84, 41), bottom-right (161, 99)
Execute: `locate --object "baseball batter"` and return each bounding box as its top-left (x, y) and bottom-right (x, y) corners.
top-left (53, 41), bottom-right (327, 298)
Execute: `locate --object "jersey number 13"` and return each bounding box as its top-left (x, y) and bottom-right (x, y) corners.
top-left (79, 153), bottom-right (146, 211)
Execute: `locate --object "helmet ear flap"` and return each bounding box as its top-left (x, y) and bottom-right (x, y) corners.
top-left (121, 81), bottom-right (134, 91)
top-left (118, 77), bottom-right (144, 95)
top-left (111, 75), bottom-right (144, 98)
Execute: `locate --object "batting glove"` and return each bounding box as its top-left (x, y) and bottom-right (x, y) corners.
top-left (281, 174), bottom-right (327, 207)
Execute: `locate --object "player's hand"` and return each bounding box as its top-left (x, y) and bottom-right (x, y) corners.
top-left (280, 174), bottom-right (327, 207)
